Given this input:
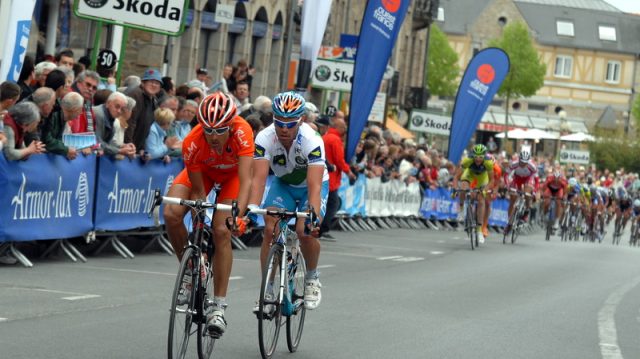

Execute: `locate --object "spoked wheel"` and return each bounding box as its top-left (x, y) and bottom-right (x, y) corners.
top-left (168, 247), bottom-right (197, 359)
top-left (466, 203), bottom-right (475, 250)
top-left (286, 250), bottom-right (306, 353)
top-left (259, 246), bottom-right (283, 359)
top-left (197, 254), bottom-right (216, 359)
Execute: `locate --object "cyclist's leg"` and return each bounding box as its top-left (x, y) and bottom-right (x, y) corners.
top-left (554, 188), bottom-right (564, 226)
top-left (211, 175), bottom-right (241, 300)
top-left (260, 178), bottom-right (297, 271)
top-left (543, 188), bottom-right (551, 216)
top-left (164, 170), bottom-right (197, 260)
top-left (474, 174), bottom-right (489, 231)
top-left (296, 181), bottom-right (329, 275)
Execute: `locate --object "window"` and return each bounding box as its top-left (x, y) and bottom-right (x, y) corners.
top-left (556, 20), bottom-right (574, 36)
top-left (599, 25), bottom-right (617, 41)
top-left (605, 61), bottom-right (621, 83)
top-left (554, 56), bottom-right (573, 78)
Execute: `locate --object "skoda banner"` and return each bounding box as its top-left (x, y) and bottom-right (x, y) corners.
top-left (0, 154), bottom-right (96, 241)
top-left (0, 0), bottom-right (36, 82)
top-left (559, 149), bottom-right (590, 165)
top-left (409, 109), bottom-right (451, 135)
top-left (448, 48), bottom-right (510, 164)
top-left (346, 0), bottom-right (409, 162)
top-left (311, 58), bottom-right (354, 92)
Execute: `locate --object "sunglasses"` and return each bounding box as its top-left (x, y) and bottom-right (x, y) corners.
top-left (204, 126), bottom-right (230, 135)
top-left (273, 118), bottom-right (300, 129)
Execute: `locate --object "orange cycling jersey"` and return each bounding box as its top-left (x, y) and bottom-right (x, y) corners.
top-left (174, 116), bottom-right (254, 201)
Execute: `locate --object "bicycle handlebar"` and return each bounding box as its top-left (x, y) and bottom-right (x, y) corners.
top-left (148, 189), bottom-right (235, 218)
top-left (248, 207), bottom-right (311, 219)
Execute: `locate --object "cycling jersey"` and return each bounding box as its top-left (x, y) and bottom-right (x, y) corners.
top-left (174, 117), bottom-right (254, 199)
top-left (459, 155), bottom-right (494, 188)
top-left (544, 175), bottom-right (567, 197)
top-left (254, 122), bottom-right (329, 188)
top-left (506, 160), bottom-right (537, 179)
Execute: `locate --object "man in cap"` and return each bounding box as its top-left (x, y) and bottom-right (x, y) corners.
top-left (125, 68), bottom-right (163, 152)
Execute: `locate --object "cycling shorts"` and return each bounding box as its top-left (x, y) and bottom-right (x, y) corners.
top-left (509, 175), bottom-right (535, 191)
top-left (461, 169), bottom-right (489, 189)
top-left (619, 200), bottom-right (631, 211)
top-left (173, 169), bottom-right (240, 202)
top-left (263, 177), bottom-right (329, 218)
top-left (544, 187), bottom-right (564, 198)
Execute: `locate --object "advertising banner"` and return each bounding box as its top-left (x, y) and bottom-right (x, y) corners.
top-left (74, 0), bottom-right (189, 36)
top-left (93, 157), bottom-right (182, 231)
top-left (297, 0), bottom-right (333, 89)
top-left (418, 187), bottom-right (508, 227)
top-left (409, 110), bottom-right (451, 135)
top-left (559, 149), bottom-right (590, 165)
top-left (311, 58), bottom-right (354, 92)
top-left (448, 48), bottom-right (510, 164)
top-left (337, 173), bottom-right (366, 216)
top-left (0, 0), bottom-right (36, 82)
top-left (0, 154), bottom-right (96, 241)
top-left (346, 0), bottom-right (410, 162)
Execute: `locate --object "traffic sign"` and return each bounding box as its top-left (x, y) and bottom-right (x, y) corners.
top-left (97, 49), bottom-right (117, 69)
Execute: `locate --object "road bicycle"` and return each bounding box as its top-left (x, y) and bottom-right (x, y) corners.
top-left (453, 188), bottom-right (485, 250)
top-left (249, 206), bottom-right (315, 359)
top-left (504, 189), bottom-right (532, 245)
top-left (612, 212), bottom-right (628, 245)
top-left (149, 189), bottom-right (238, 359)
top-left (629, 216), bottom-right (640, 246)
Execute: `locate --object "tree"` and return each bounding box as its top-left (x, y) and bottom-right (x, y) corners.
top-left (632, 94), bottom-right (640, 135)
top-left (426, 24), bottom-right (459, 97)
top-left (489, 21), bottom-right (546, 152)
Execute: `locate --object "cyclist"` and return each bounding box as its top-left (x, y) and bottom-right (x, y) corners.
top-left (630, 199), bottom-right (640, 244)
top-left (504, 150), bottom-right (538, 233)
top-left (612, 186), bottom-right (632, 236)
top-left (163, 92), bottom-right (254, 336)
top-left (452, 144), bottom-right (494, 244)
top-left (587, 184), bottom-right (607, 241)
top-left (248, 91), bottom-right (329, 311)
top-left (542, 170), bottom-right (567, 231)
top-left (480, 153), bottom-right (502, 238)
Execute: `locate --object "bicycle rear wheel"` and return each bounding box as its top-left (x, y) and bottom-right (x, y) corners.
top-left (168, 247), bottom-right (197, 359)
top-left (259, 245), bottom-right (283, 359)
top-left (197, 252), bottom-right (216, 359)
top-left (286, 248), bottom-right (306, 352)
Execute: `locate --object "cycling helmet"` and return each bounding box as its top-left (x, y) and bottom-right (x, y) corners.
top-left (616, 186), bottom-right (628, 200)
top-left (634, 199), bottom-right (640, 208)
top-left (553, 170), bottom-right (561, 179)
top-left (472, 144), bottom-right (487, 157)
top-left (272, 91), bottom-right (306, 118)
top-left (586, 175), bottom-right (593, 185)
top-left (197, 92), bottom-right (237, 129)
top-left (519, 150), bottom-right (531, 162)
top-left (568, 177), bottom-right (578, 187)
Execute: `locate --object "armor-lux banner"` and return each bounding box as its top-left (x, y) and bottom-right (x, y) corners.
top-left (0, 154), bottom-right (96, 241)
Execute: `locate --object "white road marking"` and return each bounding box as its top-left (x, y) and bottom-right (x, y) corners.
top-left (0, 318), bottom-right (8, 322)
top-left (72, 265), bottom-right (176, 276)
top-left (230, 276), bottom-right (243, 281)
top-left (393, 257), bottom-right (424, 262)
top-left (62, 294), bottom-right (101, 301)
top-left (430, 251), bottom-right (444, 255)
top-left (377, 256), bottom-right (403, 260)
top-left (598, 276), bottom-right (640, 359)
top-left (317, 264), bottom-right (335, 269)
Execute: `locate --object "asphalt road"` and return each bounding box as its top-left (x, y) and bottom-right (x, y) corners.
top-left (2, 223), bottom-right (640, 359)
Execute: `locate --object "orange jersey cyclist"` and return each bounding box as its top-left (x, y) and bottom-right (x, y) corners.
top-left (248, 91), bottom-right (329, 311)
top-left (163, 92), bottom-right (254, 337)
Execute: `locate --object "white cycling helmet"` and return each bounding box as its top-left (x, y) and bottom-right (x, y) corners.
top-left (634, 199), bottom-right (640, 208)
top-left (568, 177), bottom-right (578, 187)
top-left (519, 150), bottom-right (531, 162)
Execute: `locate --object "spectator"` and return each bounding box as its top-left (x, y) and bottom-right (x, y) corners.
top-left (186, 86), bottom-right (204, 103)
top-left (487, 136), bottom-right (498, 153)
top-left (321, 115), bottom-right (356, 239)
top-left (94, 91), bottom-right (136, 158)
top-left (111, 96), bottom-right (137, 160)
top-left (55, 49), bottom-right (74, 69)
top-left (244, 112), bottom-right (265, 139)
top-left (145, 107), bottom-right (179, 162)
top-left (72, 63), bottom-right (85, 78)
top-left (119, 75), bottom-right (141, 93)
top-left (96, 64), bottom-right (116, 92)
top-left (69, 70), bottom-right (100, 135)
top-left (175, 84), bottom-right (189, 99)
top-left (239, 95), bottom-right (271, 119)
top-left (231, 81), bottom-right (250, 109)
top-left (0, 82), bottom-right (21, 114)
top-left (2, 102), bottom-right (46, 160)
top-left (125, 68), bottom-right (162, 152)
top-left (162, 76), bottom-right (175, 96)
top-left (228, 59), bottom-right (253, 92)
top-left (159, 95), bottom-right (179, 117)
top-left (17, 55), bottom-right (35, 102)
top-left (209, 63), bottom-right (233, 93)
top-left (174, 99), bottom-right (197, 138)
top-left (56, 66), bottom-right (75, 91)
top-left (93, 89), bottom-right (113, 106)
top-left (41, 92), bottom-right (84, 160)
top-left (24, 87), bottom-right (56, 145)
top-left (77, 56), bottom-right (91, 71)
top-left (195, 67), bottom-right (208, 84)
top-left (315, 115), bottom-right (330, 136)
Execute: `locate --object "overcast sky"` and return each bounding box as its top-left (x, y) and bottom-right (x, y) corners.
top-left (602, 0), bottom-right (640, 13)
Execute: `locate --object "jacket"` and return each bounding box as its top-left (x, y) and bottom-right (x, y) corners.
top-left (322, 127), bottom-right (352, 192)
top-left (124, 85), bottom-right (158, 151)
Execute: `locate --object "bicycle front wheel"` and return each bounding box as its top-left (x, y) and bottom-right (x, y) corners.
top-left (168, 247), bottom-right (197, 359)
top-left (286, 248), bottom-right (307, 352)
top-left (259, 245), bottom-right (284, 359)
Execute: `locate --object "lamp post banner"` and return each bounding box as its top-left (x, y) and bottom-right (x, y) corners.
top-left (297, 0), bottom-right (333, 89)
top-left (0, 0), bottom-right (36, 82)
top-left (447, 48), bottom-right (510, 164)
top-left (346, 0), bottom-right (410, 162)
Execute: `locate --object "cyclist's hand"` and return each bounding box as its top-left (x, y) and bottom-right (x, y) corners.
top-left (232, 216), bottom-right (248, 236)
top-left (304, 212), bottom-right (321, 238)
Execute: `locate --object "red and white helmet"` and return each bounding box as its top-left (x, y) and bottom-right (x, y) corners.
top-left (197, 92), bottom-right (237, 129)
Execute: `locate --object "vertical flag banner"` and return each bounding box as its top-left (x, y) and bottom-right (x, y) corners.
top-left (296, 0), bottom-right (333, 90)
top-left (0, 0), bottom-right (36, 82)
top-left (447, 48), bottom-right (510, 163)
top-left (346, 0), bottom-right (409, 161)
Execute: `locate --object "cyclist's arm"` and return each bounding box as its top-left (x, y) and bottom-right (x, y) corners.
top-left (452, 166), bottom-right (463, 188)
top-left (187, 170), bottom-right (207, 200)
top-left (236, 156), bottom-right (253, 215)
top-left (307, 165), bottom-right (325, 219)
top-left (248, 159), bottom-right (270, 207)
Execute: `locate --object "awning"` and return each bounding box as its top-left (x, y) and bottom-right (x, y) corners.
top-left (560, 132), bottom-right (595, 142)
top-left (385, 118), bottom-right (415, 139)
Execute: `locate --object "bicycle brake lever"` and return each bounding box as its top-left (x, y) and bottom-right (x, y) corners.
top-left (148, 189), bottom-right (162, 219)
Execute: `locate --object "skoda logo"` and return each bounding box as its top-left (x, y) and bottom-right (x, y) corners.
top-left (411, 116), bottom-right (424, 127)
top-left (560, 152), bottom-right (569, 160)
top-left (295, 156), bottom-right (306, 165)
top-left (84, 0), bottom-right (108, 8)
top-left (315, 65), bottom-right (331, 82)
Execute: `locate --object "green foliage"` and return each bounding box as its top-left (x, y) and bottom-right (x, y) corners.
top-left (488, 21), bottom-right (546, 99)
top-left (589, 132), bottom-right (640, 172)
top-left (426, 24), bottom-right (460, 97)
top-left (632, 94), bottom-right (640, 133)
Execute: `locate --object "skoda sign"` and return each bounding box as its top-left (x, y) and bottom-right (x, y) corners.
top-left (311, 58), bottom-right (354, 92)
top-left (74, 0), bottom-right (188, 36)
top-left (559, 149), bottom-right (590, 165)
top-left (409, 109), bottom-right (452, 136)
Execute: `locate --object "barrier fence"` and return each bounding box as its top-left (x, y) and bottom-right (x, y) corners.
top-left (0, 154), bottom-right (509, 265)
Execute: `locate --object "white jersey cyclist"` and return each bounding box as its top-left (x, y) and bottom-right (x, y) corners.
top-left (254, 122), bottom-right (329, 188)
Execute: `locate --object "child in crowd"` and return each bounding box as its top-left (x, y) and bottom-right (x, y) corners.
top-left (145, 107), bottom-right (180, 163)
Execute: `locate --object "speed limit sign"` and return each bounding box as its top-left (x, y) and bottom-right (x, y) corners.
top-left (97, 49), bottom-right (117, 69)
